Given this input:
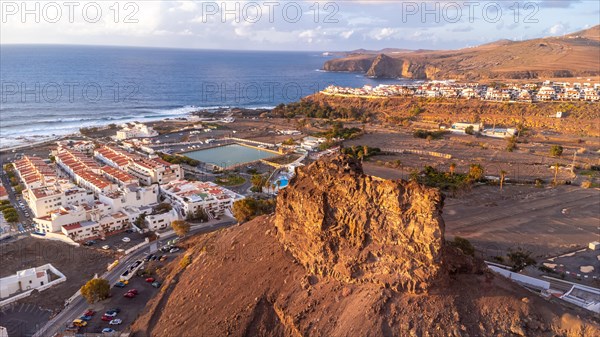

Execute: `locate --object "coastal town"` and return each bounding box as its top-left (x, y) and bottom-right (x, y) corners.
top-left (322, 80), bottom-right (600, 102)
top-left (0, 83), bottom-right (599, 336)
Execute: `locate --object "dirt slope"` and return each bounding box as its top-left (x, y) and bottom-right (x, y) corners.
top-left (131, 157), bottom-right (599, 337)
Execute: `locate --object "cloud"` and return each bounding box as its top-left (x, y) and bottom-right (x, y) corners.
top-left (450, 26), bottom-right (474, 33)
top-left (537, 0), bottom-right (582, 8)
top-left (547, 22), bottom-right (570, 35)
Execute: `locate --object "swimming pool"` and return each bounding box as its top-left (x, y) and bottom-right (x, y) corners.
top-left (277, 178), bottom-right (289, 188)
top-left (183, 144), bottom-right (278, 168)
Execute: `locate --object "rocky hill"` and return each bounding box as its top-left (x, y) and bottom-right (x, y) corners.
top-left (323, 26), bottom-right (600, 80)
top-left (131, 156), bottom-right (599, 337)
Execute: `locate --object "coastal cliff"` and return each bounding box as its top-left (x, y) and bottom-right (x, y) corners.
top-left (323, 25), bottom-right (600, 80)
top-left (131, 156), bottom-right (599, 337)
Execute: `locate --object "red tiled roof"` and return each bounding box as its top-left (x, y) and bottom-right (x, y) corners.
top-left (62, 223), bottom-right (82, 231)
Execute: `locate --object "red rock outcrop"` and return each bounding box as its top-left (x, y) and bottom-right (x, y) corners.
top-left (275, 155), bottom-right (445, 293)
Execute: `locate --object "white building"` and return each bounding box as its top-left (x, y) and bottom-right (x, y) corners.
top-left (94, 146), bottom-right (183, 185)
top-left (144, 208), bottom-right (180, 231)
top-left (115, 123), bottom-right (158, 140)
top-left (24, 183), bottom-right (94, 218)
top-left (300, 136), bottom-right (327, 151)
top-left (0, 267), bottom-right (50, 298)
top-left (450, 122), bottom-right (482, 134)
top-left (13, 156), bottom-right (57, 189)
top-left (56, 140), bottom-right (95, 154)
top-left (161, 180), bottom-right (243, 219)
top-left (98, 184), bottom-right (159, 211)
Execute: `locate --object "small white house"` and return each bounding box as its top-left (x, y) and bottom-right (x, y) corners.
top-left (0, 267), bottom-right (50, 298)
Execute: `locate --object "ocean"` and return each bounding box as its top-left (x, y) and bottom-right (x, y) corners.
top-left (0, 45), bottom-right (411, 148)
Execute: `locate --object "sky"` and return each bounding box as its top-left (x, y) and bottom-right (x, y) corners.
top-left (1, 0), bottom-right (599, 51)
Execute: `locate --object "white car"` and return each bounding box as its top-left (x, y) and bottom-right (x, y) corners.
top-left (122, 237), bottom-right (131, 243)
top-left (109, 319), bottom-right (122, 325)
top-left (102, 245), bottom-right (110, 250)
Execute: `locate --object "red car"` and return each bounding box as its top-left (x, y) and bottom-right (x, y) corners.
top-left (101, 315), bottom-right (112, 321)
top-left (124, 292), bottom-right (136, 298)
top-left (127, 289), bottom-right (138, 295)
top-left (145, 277), bottom-right (155, 283)
top-left (83, 310), bottom-right (95, 316)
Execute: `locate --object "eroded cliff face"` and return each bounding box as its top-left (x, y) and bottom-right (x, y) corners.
top-left (275, 155), bottom-right (445, 293)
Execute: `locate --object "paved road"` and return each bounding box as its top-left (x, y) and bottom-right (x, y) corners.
top-left (33, 219), bottom-right (236, 337)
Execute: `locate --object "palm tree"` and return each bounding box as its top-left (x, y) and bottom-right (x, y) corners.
top-left (499, 170), bottom-right (507, 190)
top-left (449, 163), bottom-right (456, 176)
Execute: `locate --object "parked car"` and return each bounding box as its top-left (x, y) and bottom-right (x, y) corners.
top-left (125, 229), bottom-right (134, 233)
top-left (124, 292), bottom-right (136, 298)
top-left (109, 319), bottom-right (122, 325)
top-left (144, 254), bottom-right (154, 262)
top-left (106, 308), bottom-right (120, 314)
top-left (159, 255), bottom-right (167, 261)
top-left (102, 328), bottom-right (115, 333)
top-left (101, 315), bottom-right (113, 321)
top-left (104, 311), bottom-right (118, 317)
top-left (122, 237), bottom-right (131, 243)
top-left (79, 315), bottom-right (92, 321)
top-left (169, 247), bottom-right (179, 253)
top-left (145, 277), bottom-right (155, 283)
top-left (114, 282), bottom-right (126, 288)
top-left (72, 319), bottom-right (87, 327)
top-left (151, 281), bottom-right (161, 288)
top-left (83, 310), bottom-right (95, 316)
top-left (65, 325), bottom-right (79, 332)
top-left (127, 289), bottom-right (138, 295)
top-left (102, 245), bottom-right (110, 250)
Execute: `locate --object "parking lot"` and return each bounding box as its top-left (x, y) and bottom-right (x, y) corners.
top-left (66, 248), bottom-right (181, 335)
top-left (84, 230), bottom-right (147, 253)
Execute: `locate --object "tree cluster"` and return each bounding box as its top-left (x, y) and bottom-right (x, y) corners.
top-left (232, 198), bottom-right (276, 223)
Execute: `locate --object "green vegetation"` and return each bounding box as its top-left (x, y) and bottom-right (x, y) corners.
top-left (1, 204), bottom-right (18, 223)
top-left (468, 164), bottom-right (485, 181)
top-left (186, 207), bottom-right (209, 222)
top-left (159, 153), bottom-right (200, 166)
top-left (134, 213), bottom-right (147, 229)
top-left (506, 136), bottom-right (518, 152)
top-left (250, 174), bottom-right (268, 192)
top-left (80, 278), bottom-right (110, 304)
top-left (215, 174), bottom-right (245, 186)
top-left (411, 166), bottom-right (472, 192)
top-left (232, 198), bottom-right (276, 223)
top-left (449, 236), bottom-right (475, 257)
top-left (179, 254), bottom-right (193, 269)
top-left (282, 138), bottom-right (296, 146)
top-left (507, 249), bottom-right (536, 272)
top-left (342, 145), bottom-right (381, 160)
top-left (171, 220), bottom-right (191, 237)
top-left (272, 101), bottom-right (365, 120)
top-left (317, 122), bottom-right (362, 140)
top-left (412, 130), bottom-right (448, 140)
top-left (464, 125), bottom-right (475, 135)
top-left (550, 145), bottom-right (564, 157)
top-left (153, 202), bottom-right (173, 214)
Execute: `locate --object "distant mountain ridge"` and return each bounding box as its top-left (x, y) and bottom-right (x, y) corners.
top-left (323, 26), bottom-right (600, 80)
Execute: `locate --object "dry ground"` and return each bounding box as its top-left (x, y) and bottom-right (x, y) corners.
top-left (443, 185), bottom-right (600, 258)
top-left (0, 237), bottom-right (115, 313)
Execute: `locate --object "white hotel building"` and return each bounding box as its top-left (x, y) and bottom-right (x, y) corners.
top-left (161, 180), bottom-right (243, 219)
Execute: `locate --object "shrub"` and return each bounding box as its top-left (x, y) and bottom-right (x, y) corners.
top-left (179, 254), bottom-right (192, 269)
top-left (550, 145), bottom-right (564, 157)
top-left (449, 236), bottom-right (475, 257)
top-left (80, 278), bottom-right (110, 304)
top-left (232, 198), bottom-right (276, 223)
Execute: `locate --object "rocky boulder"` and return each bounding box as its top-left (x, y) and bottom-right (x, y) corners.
top-left (275, 155), bottom-right (445, 293)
